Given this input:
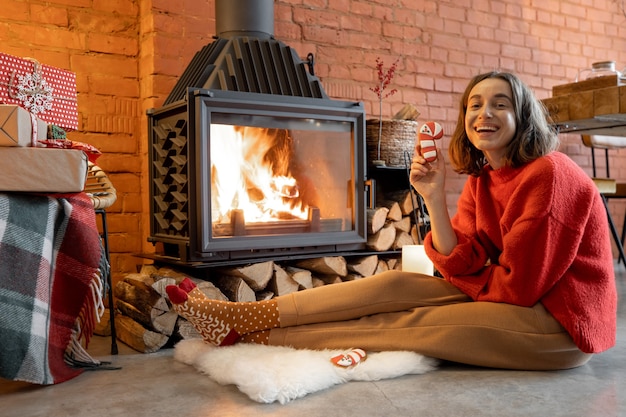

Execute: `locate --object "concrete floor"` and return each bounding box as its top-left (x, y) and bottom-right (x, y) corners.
top-left (2, 264), bottom-right (625, 417)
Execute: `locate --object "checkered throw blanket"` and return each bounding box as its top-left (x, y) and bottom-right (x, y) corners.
top-left (0, 192), bottom-right (107, 384)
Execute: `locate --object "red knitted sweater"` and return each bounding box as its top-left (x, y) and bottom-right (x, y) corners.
top-left (425, 151), bottom-right (617, 353)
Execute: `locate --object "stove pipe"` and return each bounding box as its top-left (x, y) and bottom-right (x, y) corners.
top-left (216, 0), bottom-right (274, 40)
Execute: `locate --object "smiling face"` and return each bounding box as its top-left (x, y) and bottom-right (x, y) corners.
top-left (464, 77), bottom-right (517, 169)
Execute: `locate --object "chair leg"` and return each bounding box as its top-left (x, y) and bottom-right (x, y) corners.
top-left (602, 196), bottom-right (626, 265)
top-left (621, 211), bottom-right (626, 265)
top-left (97, 209), bottom-right (118, 355)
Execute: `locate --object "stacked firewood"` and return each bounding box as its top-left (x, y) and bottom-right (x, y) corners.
top-left (367, 188), bottom-right (425, 250)
top-left (109, 266), bottom-right (181, 353)
top-left (108, 254), bottom-right (403, 352)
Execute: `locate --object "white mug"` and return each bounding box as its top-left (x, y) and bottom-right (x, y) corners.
top-left (402, 245), bottom-right (434, 275)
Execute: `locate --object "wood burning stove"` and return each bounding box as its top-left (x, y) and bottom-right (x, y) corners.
top-left (148, 89), bottom-right (367, 263)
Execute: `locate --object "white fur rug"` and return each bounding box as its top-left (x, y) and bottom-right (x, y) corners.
top-left (174, 339), bottom-right (438, 404)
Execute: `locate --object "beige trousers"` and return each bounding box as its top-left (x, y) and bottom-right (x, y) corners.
top-left (269, 270), bottom-right (591, 370)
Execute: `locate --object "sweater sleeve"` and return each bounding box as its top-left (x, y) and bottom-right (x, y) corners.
top-left (424, 178), bottom-right (492, 296)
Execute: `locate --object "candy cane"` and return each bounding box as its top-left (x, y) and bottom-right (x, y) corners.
top-left (330, 348), bottom-right (367, 367)
top-left (418, 121), bottom-right (444, 162)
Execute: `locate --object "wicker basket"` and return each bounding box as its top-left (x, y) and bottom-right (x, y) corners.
top-left (85, 162), bottom-right (117, 210)
top-left (366, 119), bottom-right (418, 167)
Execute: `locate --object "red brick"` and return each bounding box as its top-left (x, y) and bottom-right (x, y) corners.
top-left (89, 75), bottom-right (140, 97)
top-left (72, 133), bottom-right (138, 154)
top-left (16, 25), bottom-right (83, 50)
top-left (0, 1), bottom-right (29, 21)
top-left (72, 54), bottom-right (137, 78)
top-left (109, 232), bottom-right (144, 253)
top-left (88, 33), bottom-right (138, 56)
top-left (30, 5), bottom-right (69, 26)
top-left (108, 214), bottom-right (142, 234)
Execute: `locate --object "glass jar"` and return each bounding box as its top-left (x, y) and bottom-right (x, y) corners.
top-left (576, 61), bottom-right (622, 81)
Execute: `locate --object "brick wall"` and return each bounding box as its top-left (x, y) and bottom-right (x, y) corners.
top-left (1, 0), bottom-right (625, 282)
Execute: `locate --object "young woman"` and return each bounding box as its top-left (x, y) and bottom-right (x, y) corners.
top-left (166, 71), bottom-right (617, 370)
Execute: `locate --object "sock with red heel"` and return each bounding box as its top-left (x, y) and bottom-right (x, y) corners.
top-left (166, 279), bottom-right (279, 346)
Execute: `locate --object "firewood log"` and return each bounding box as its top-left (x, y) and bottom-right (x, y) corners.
top-left (195, 280), bottom-right (229, 301)
top-left (151, 275), bottom-right (228, 303)
top-left (385, 190), bottom-right (419, 216)
top-left (387, 257), bottom-right (401, 270)
top-left (295, 256), bottom-right (348, 277)
top-left (114, 279), bottom-right (169, 319)
top-left (152, 266), bottom-right (189, 282)
top-left (312, 277), bottom-right (326, 288)
top-left (393, 103), bottom-right (420, 121)
top-left (410, 225), bottom-right (422, 245)
top-left (392, 216), bottom-right (412, 233)
top-left (151, 309), bottom-right (178, 336)
top-left (116, 299), bottom-right (151, 329)
top-left (177, 318), bottom-right (201, 340)
top-left (343, 273), bottom-right (364, 281)
top-left (123, 272), bottom-right (155, 286)
top-left (392, 230), bottom-right (415, 250)
top-left (374, 259), bottom-right (390, 274)
top-left (269, 264), bottom-right (299, 296)
top-left (347, 254), bottom-right (379, 277)
top-left (367, 207), bottom-right (389, 234)
top-left (151, 277), bottom-right (176, 298)
top-left (114, 277), bottom-right (168, 310)
top-left (218, 261), bottom-right (274, 291)
top-left (285, 266), bottom-right (313, 290)
top-left (376, 200), bottom-right (402, 221)
top-left (256, 291), bottom-right (275, 301)
top-left (114, 278), bottom-right (176, 336)
top-left (212, 275), bottom-right (256, 302)
top-left (318, 275), bottom-right (343, 285)
top-left (114, 314), bottom-right (169, 353)
top-left (366, 223), bottom-right (396, 251)
top-left (139, 264), bottom-right (159, 277)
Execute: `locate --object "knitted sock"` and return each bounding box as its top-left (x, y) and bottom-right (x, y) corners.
top-left (178, 277), bottom-right (208, 301)
top-left (167, 280), bottom-right (238, 344)
top-left (239, 330), bottom-right (271, 345)
top-left (182, 283), bottom-right (272, 346)
top-left (166, 280), bottom-right (279, 346)
top-left (167, 277), bottom-right (212, 304)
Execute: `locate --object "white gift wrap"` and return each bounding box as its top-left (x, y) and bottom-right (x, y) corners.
top-left (0, 105), bottom-right (47, 147)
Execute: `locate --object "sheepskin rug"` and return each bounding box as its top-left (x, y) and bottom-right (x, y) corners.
top-left (174, 339), bottom-right (438, 404)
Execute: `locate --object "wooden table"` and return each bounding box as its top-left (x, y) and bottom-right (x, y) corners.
top-left (542, 75), bottom-right (626, 136)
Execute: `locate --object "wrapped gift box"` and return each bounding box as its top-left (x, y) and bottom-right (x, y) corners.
top-left (0, 147), bottom-right (88, 192)
top-left (0, 52), bottom-right (78, 131)
top-left (0, 104), bottom-right (48, 146)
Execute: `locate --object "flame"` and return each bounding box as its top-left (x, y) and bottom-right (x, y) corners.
top-left (210, 124), bottom-right (308, 224)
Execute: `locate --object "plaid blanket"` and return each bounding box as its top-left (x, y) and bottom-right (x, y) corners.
top-left (0, 192), bottom-right (106, 384)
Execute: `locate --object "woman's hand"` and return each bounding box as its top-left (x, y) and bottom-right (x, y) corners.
top-left (409, 145), bottom-right (457, 255)
top-left (409, 145), bottom-right (446, 204)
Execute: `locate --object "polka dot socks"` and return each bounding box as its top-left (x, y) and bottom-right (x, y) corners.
top-left (239, 330), bottom-right (271, 344)
top-left (166, 278), bottom-right (279, 346)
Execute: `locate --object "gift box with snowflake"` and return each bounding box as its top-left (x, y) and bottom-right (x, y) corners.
top-left (0, 53), bottom-right (78, 131)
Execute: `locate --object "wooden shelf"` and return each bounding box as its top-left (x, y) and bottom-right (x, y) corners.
top-left (542, 76), bottom-right (626, 136)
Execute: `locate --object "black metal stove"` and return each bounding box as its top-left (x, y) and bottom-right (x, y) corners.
top-left (147, 0), bottom-right (367, 264)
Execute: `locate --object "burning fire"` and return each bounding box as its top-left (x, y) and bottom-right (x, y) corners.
top-left (210, 124), bottom-right (308, 224)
